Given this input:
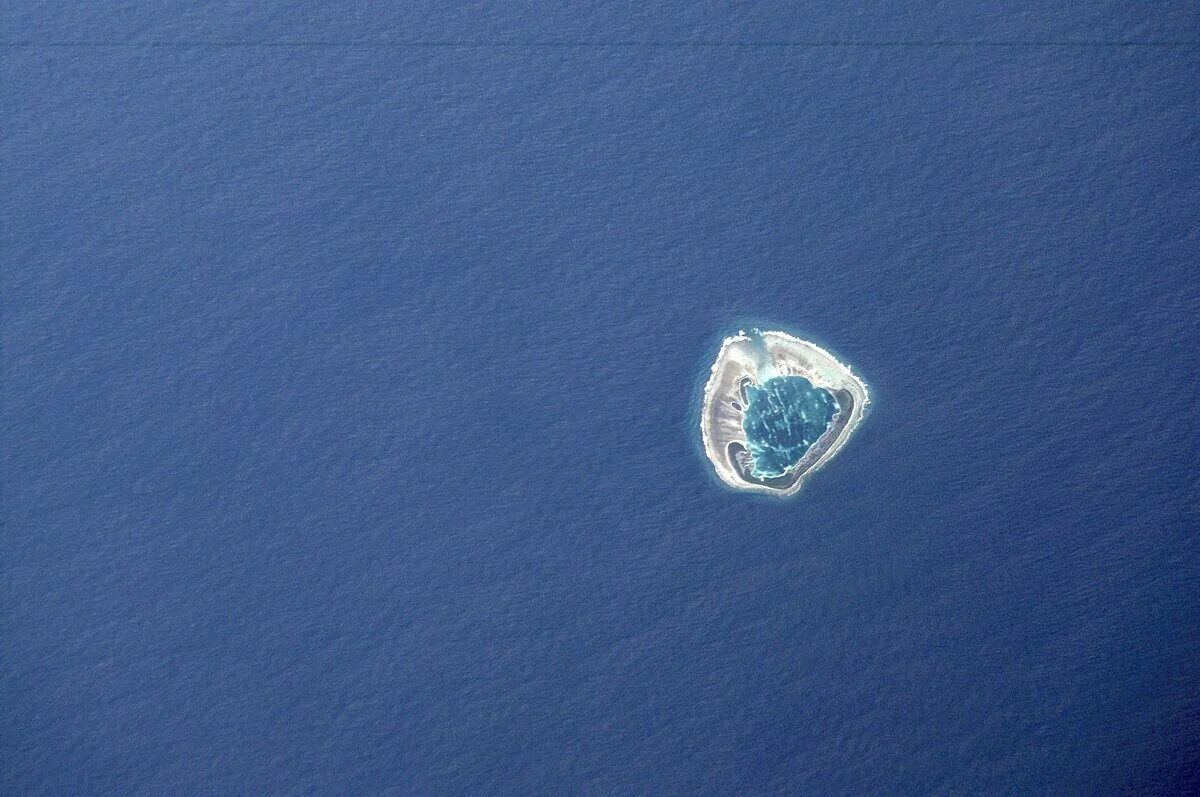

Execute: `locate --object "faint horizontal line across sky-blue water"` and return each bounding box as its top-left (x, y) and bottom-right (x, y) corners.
top-left (2, 40), bottom-right (1199, 49)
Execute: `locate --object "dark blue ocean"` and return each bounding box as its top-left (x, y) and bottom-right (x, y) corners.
top-left (4, 4), bottom-right (1199, 794)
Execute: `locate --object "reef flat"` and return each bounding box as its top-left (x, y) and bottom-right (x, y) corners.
top-left (700, 329), bottom-right (869, 496)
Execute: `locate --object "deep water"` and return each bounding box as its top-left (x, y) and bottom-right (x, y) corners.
top-left (742, 376), bottom-right (838, 477)
top-left (4, 4), bottom-right (1200, 794)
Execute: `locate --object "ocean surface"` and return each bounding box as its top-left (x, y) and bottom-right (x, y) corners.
top-left (4, 4), bottom-right (1199, 794)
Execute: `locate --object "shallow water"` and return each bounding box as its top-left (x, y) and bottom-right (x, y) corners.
top-left (741, 376), bottom-right (838, 477)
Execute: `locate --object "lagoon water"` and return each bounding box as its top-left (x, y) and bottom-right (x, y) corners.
top-left (742, 377), bottom-right (839, 478)
top-left (4, 3), bottom-right (1199, 794)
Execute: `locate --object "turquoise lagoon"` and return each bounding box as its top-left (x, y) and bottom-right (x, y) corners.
top-left (741, 376), bottom-right (840, 478)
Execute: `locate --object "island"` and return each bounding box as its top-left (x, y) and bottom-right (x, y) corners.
top-left (700, 328), bottom-right (870, 496)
